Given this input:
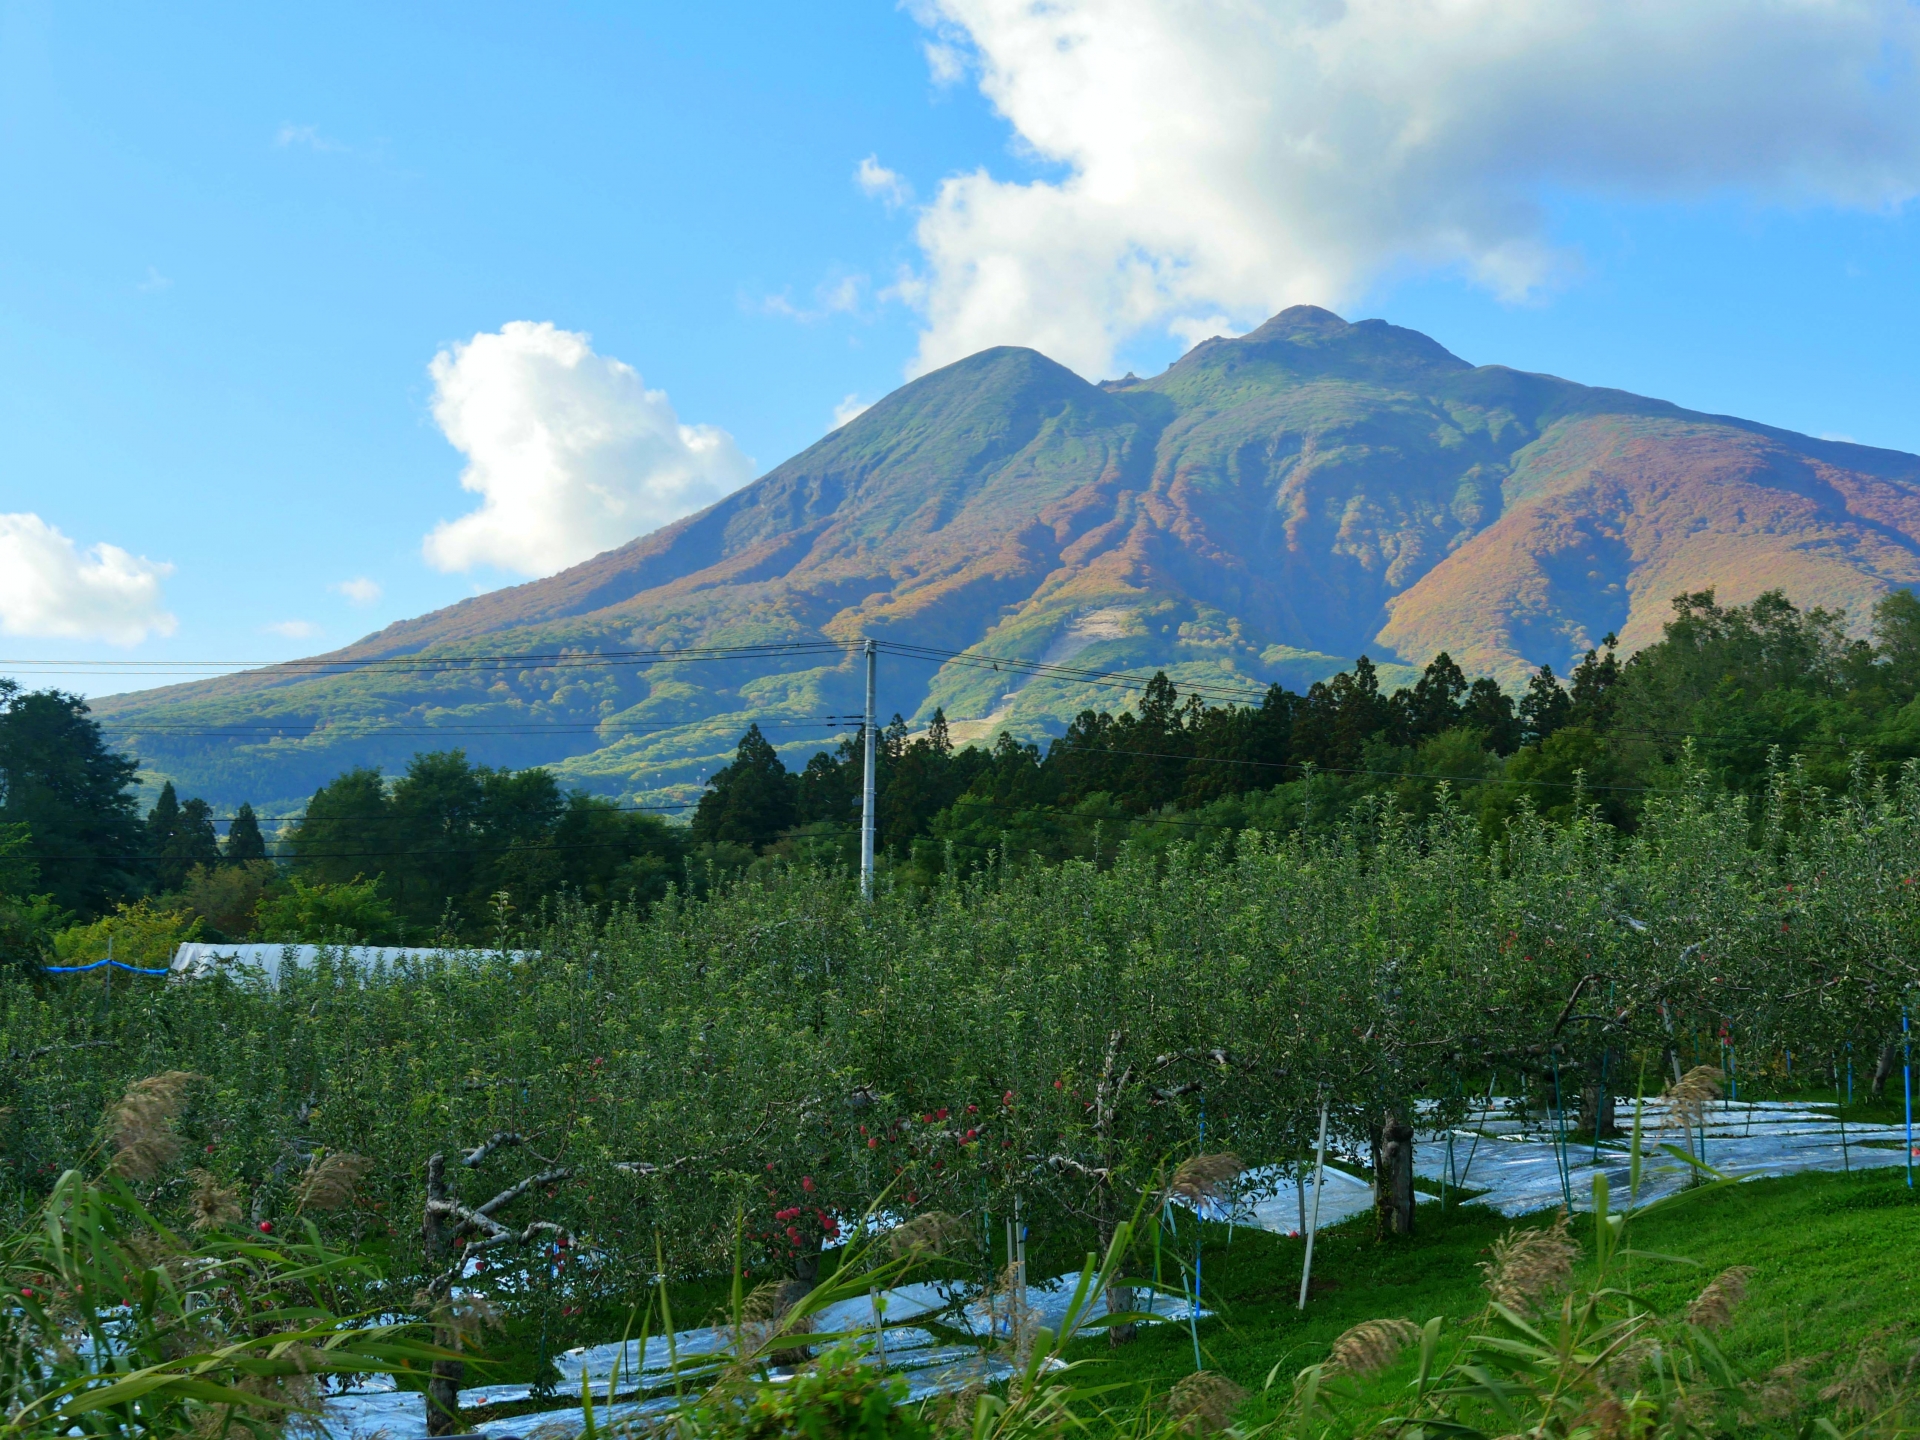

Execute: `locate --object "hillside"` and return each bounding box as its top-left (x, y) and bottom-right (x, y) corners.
top-left (90, 306), bottom-right (1920, 810)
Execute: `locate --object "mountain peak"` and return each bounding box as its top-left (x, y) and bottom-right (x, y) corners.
top-left (1168, 305), bottom-right (1472, 381)
top-left (1242, 304), bottom-right (1352, 341)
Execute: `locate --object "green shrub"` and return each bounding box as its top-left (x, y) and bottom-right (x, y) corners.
top-left (253, 873), bottom-right (403, 943)
top-left (690, 1348), bottom-right (928, 1440)
top-left (52, 899), bottom-right (203, 969)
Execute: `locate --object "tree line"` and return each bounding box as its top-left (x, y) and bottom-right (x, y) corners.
top-left (9, 584), bottom-right (1920, 965)
top-left (692, 587), bottom-right (1920, 877)
top-left (0, 676), bottom-right (684, 964)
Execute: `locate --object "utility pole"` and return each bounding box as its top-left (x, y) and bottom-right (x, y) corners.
top-left (860, 639), bottom-right (876, 900)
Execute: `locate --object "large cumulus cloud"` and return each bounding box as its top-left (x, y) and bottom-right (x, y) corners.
top-left (903, 0), bottom-right (1920, 378)
top-left (0, 513), bottom-right (175, 644)
top-left (424, 322), bottom-right (754, 577)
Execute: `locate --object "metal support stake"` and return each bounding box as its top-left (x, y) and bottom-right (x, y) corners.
top-left (1297, 1098), bottom-right (1329, 1310)
top-left (860, 639), bottom-right (876, 901)
top-left (1456, 1074), bottom-right (1495, 1192)
top-left (1839, 1044), bottom-right (1852, 1173)
top-left (1662, 1006), bottom-right (1699, 1170)
top-left (1014, 1193), bottom-right (1026, 1295)
top-left (1550, 1052), bottom-right (1574, 1211)
top-left (1904, 1007), bottom-right (1913, 1190)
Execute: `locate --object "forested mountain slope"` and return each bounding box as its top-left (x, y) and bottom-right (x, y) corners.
top-left (90, 307), bottom-right (1920, 808)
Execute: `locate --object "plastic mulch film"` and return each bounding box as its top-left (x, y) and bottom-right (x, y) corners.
top-left (1413, 1098), bottom-right (1910, 1216)
top-left (320, 1272), bottom-right (1206, 1438)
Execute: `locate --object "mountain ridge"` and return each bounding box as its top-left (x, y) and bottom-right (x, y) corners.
top-left (90, 307), bottom-right (1920, 809)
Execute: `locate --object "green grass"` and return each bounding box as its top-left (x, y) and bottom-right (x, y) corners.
top-left (1072, 1166), bottom-right (1920, 1430)
top-left (456, 1162), bottom-right (1920, 1433)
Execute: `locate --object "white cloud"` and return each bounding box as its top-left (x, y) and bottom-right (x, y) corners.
top-left (761, 274), bottom-right (867, 322)
top-left (423, 321), bottom-right (755, 577)
top-left (263, 619), bottom-right (321, 639)
top-left (909, 2), bottom-right (974, 86)
top-left (276, 123), bottom-right (344, 152)
top-left (832, 394), bottom-right (871, 430)
top-left (923, 40), bottom-right (968, 87)
top-left (0, 513), bottom-right (174, 644)
top-left (905, 0), bottom-right (1920, 378)
top-left (856, 155), bottom-right (913, 208)
top-left (332, 576), bottom-right (381, 605)
top-left (138, 266), bottom-right (172, 293)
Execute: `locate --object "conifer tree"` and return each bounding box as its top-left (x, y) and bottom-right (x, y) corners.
top-left (146, 781), bottom-right (181, 855)
top-left (690, 724), bottom-right (796, 849)
top-left (148, 784), bottom-right (222, 891)
top-left (1518, 664), bottom-right (1572, 745)
top-left (0, 681), bottom-right (144, 916)
top-left (224, 801), bottom-right (269, 862)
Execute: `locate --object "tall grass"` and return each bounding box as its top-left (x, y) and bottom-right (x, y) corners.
top-left (1, 1074), bottom-right (434, 1440)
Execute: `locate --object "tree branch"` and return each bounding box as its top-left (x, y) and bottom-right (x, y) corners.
top-left (425, 1197), bottom-right (511, 1243)
top-left (1550, 975), bottom-right (1603, 1037)
top-left (611, 1156), bottom-right (701, 1177)
top-left (477, 1167), bottom-right (571, 1217)
top-left (1148, 1046), bottom-right (1235, 1072)
top-left (450, 1130), bottom-right (559, 1168)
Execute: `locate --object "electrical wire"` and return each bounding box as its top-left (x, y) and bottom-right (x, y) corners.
top-left (203, 803), bottom-right (698, 824)
top-left (92, 717), bottom-right (860, 738)
top-left (0, 639), bottom-right (857, 678)
top-left (42, 958), bottom-right (172, 976)
top-left (7, 632), bottom-right (1906, 828)
top-left (18, 632), bottom-right (1907, 758)
top-left (880, 640), bottom-right (1279, 706)
top-left (0, 831), bottom-right (703, 864)
top-left (1033, 742), bottom-right (1659, 793)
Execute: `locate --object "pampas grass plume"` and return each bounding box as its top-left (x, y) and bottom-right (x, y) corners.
top-left (1481, 1209), bottom-right (1578, 1314)
top-left (1165, 1152), bottom-right (1245, 1207)
top-left (294, 1152), bottom-right (372, 1212)
top-left (887, 1209), bottom-right (968, 1258)
top-left (188, 1168), bottom-right (243, 1231)
top-left (1661, 1066), bottom-right (1724, 1132)
top-left (1167, 1371), bottom-right (1249, 1434)
top-left (1326, 1318), bottom-right (1421, 1376)
top-left (1686, 1265), bottom-right (1752, 1332)
top-left (106, 1071), bottom-right (201, 1180)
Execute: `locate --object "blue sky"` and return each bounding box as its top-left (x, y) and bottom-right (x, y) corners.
top-left (2, 1), bottom-right (1917, 692)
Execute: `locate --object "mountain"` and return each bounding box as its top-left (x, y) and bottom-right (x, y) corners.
top-left (91, 306), bottom-right (1920, 811)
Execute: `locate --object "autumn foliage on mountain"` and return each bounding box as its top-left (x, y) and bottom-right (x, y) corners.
top-left (87, 307), bottom-right (1920, 815)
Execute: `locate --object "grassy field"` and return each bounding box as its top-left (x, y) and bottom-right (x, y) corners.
top-left (1076, 1161), bottom-right (1920, 1431)
top-left (458, 1090), bottom-right (1920, 1432)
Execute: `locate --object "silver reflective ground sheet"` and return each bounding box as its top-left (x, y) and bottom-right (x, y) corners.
top-left (323, 1098), bottom-right (1909, 1437)
top-left (321, 1274), bottom-right (1207, 1438)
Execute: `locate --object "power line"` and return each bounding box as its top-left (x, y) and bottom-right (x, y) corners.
top-left (195, 802), bottom-right (699, 824)
top-left (0, 828), bottom-right (702, 864)
top-left (93, 717), bottom-right (860, 738)
top-left (1037, 742), bottom-right (1658, 794)
top-left (15, 631), bottom-right (1910, 788)
top-left (934, 794), bottom-right (1243, 834)
top-left (0, 640), bottom-right (856, 678)
top-left (894, 644), bottom-right (1920, 761)
top-left (881, 640), bottom-right (1278, 706)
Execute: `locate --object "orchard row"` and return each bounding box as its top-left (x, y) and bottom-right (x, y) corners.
top-left (3, 753), bottom-right (1914, 1304)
